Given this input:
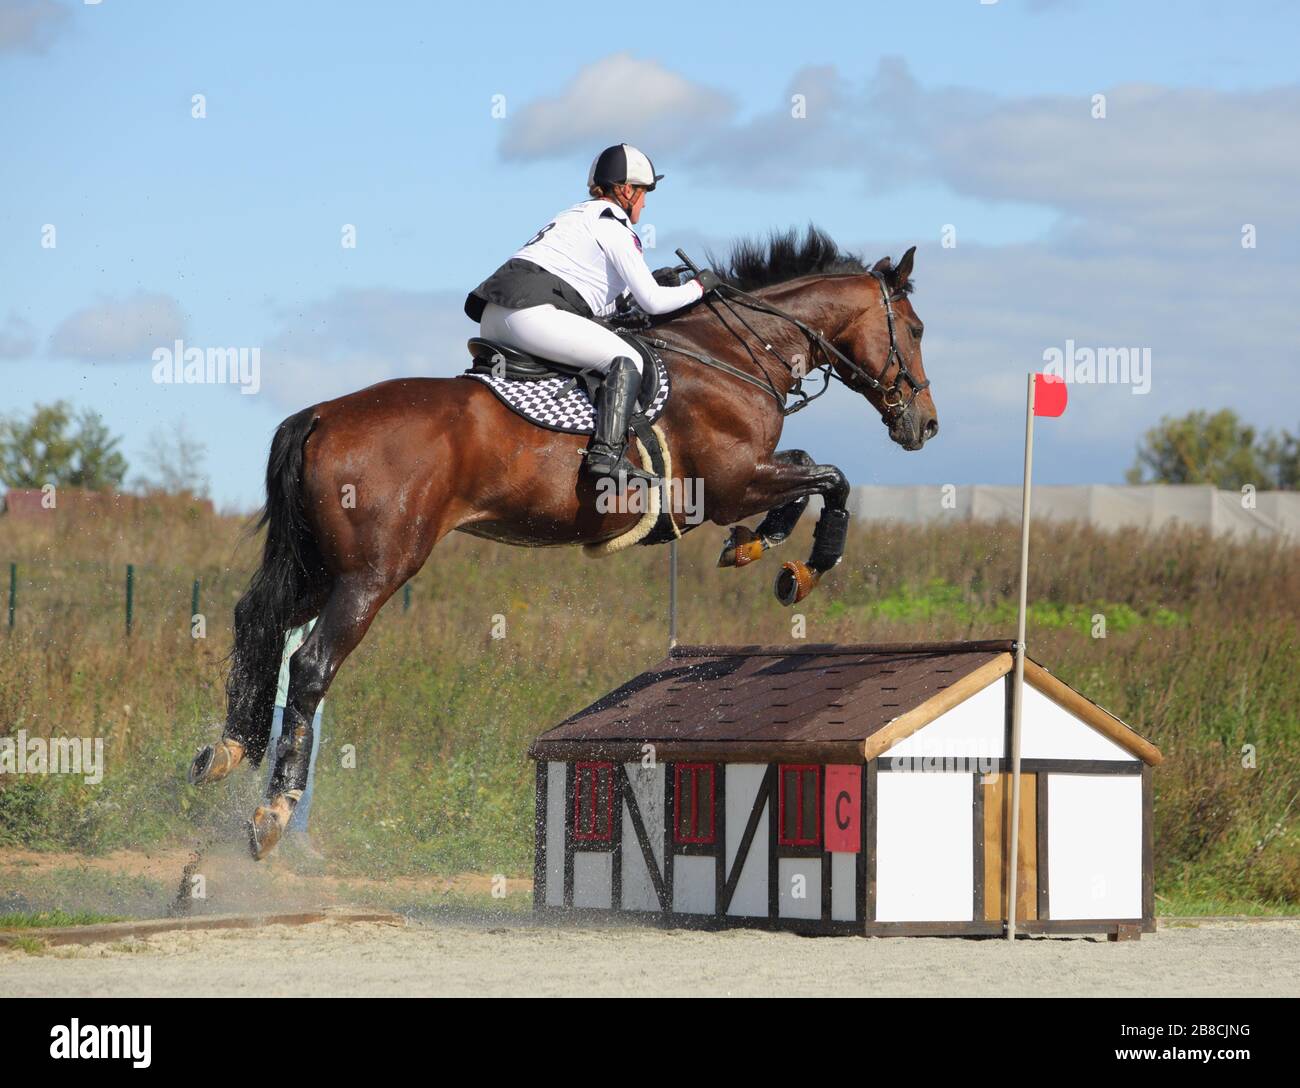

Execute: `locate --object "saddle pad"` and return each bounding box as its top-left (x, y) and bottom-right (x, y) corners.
top-left (464, 351), bottom-right (670, 435)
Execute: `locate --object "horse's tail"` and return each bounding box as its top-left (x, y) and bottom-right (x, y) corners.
top-left (225, 407), bottom-right (324, 765)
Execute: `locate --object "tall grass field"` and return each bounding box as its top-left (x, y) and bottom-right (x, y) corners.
top-left (1, 497), bottom-right (1297, 914)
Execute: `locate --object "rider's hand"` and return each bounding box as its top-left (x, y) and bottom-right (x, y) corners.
top-left (693, 268), bottom-right (722, 296)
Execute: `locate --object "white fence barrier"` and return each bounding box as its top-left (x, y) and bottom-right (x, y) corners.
top-left (848, 485), bottom-right (1300, 541)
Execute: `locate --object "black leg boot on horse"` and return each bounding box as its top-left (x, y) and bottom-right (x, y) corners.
top-left (583, 356), bottom-right (658, 486)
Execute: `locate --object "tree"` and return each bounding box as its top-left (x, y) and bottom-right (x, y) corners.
top-left (1261, 427), bottom-right (1300, 490)
top-left (1127, 409), bottom-right (1271, 490)
top-left (0, 401), bottom-right (128, 490)
top-left (133, 420), bottom-right (210, 498)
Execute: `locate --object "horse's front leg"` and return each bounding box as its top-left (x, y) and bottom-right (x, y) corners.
top-left (718, 449), bottom-right (814, 568)
top-left (716, 451), bottom-right (851, 605)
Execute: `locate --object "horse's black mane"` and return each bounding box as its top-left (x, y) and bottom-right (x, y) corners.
top-left (707, 225), bottom-right (904, 293)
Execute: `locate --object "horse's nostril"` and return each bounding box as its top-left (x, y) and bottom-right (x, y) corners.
top-left (924, 419), bottom-right (939, 439)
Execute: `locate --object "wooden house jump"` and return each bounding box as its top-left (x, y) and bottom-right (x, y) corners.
top-left (528, 641), bottom-right (1162, 938)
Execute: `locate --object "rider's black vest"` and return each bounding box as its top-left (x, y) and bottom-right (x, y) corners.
top-left (464, 259), bottom-right (594, 323)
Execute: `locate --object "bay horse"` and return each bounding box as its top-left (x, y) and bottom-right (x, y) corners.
top-left (188, 227), bottom-right (939, 858)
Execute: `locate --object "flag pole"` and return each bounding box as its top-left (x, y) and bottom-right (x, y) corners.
top-left (1006, 372), bottom-right (1036, 941)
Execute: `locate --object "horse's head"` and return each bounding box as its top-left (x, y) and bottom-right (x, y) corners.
top-left (828, 247), bottom-right (938, 451)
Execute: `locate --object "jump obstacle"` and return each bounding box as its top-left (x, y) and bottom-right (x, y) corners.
top-left (529, 641), bottom-right (1161, 938)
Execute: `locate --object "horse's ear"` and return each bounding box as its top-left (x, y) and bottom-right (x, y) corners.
top-left (895, 246), bottom-right (916, 285)
top-left (871, 256), bottom-right (893, 278)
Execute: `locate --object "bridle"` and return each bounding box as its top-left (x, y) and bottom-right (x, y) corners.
top-left (642, 262), bottom-right (930, 418)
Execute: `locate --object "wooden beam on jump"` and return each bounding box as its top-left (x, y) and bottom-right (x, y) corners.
top-left (0, 909), bottom-right (405, 949)
top-left (861, 652), bottom-right (1015, 762)
top-left (1022, 659), bottom-right (1163, 765)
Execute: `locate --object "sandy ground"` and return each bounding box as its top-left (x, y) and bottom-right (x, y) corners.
top-left (4, 847), bottom-right (1297, 996)
top-left (2, 916), bottom-right (1298, 997)
top-left (0, 845), bottom-right (510, 911)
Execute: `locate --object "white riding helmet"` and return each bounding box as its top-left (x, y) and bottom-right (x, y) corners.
top-left (588, 144), bottom-right (663, 192)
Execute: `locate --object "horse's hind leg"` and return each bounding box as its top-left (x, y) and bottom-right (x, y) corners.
top-left (718, 450), bottom-right (815, 567)
top-left (249, 571), bottom-right (396, 860)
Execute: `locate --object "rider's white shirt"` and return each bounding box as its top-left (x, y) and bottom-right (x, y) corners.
top-left (510, 199), bottom-right (702, 318)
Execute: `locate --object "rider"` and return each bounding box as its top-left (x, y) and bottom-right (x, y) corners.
top-left (465, 143), bottom-right (720, 482)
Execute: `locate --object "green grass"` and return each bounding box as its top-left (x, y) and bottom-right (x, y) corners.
top-left (0, 910), bottom-right (127, 929)
top-left (1, 504), bottom-right (1298, 910)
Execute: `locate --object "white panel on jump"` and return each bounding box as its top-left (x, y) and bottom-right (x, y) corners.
top-left (885, 678), bottom-right (1005, 765)
top-left (727, 801), bottom-right (769, 917)
top-left (725, 765), bottom-right (768, 918)
top-left (725, 765), bottom-right (765, 871)
top-left (875, 773), bottom-right (974, 922)
top-left (1047, 774), bottom-right (1142, 919)
top-left (620, 763), bottom-right (664, 912)
top-left (573, 851), bottom-right (613, 909)
top-left (545, 761), bottom-right (565, 907)
top-left (778, 858), bottom-right (821, 919)
top-left (831, 852), bottom-right (857, 922)
top-left (672, 855), bottom-right (716, 915)
top-left (1021, 683), bottom-right (1132, 761)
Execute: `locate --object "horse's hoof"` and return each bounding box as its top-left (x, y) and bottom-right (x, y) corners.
top-left (248, 797), bottom-right (291, 861)
top-left (188, 739), bottom-right (245, 786)
top-left (718, 526), bottom-right (765, 568)
top-left (775, 561), bottom-right (820, 605)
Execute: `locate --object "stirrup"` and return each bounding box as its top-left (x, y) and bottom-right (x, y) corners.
top-left (584, 446), bottom-right (658, 484)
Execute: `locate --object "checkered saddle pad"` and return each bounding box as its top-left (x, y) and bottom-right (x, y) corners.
top-left (464, 345), bottom-right (670, 435)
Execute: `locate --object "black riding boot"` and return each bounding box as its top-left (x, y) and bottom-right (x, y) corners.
top-left (585, 356), bottom-right (657, 484)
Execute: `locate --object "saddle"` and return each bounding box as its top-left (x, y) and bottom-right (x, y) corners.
top-left (465, 334), bottom-right (663, 414)
top-left (462, 331), bottom-right (679, 548)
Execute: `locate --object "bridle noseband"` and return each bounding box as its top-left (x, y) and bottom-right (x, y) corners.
top-left (644, 267), bottom-right (930, 418)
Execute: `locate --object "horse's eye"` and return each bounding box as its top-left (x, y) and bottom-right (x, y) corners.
top-left (910, 326), bottom-right (924, 341)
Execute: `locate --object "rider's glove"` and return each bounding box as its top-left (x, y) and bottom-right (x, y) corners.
top-left (693, 268), bottom-right (722, 296)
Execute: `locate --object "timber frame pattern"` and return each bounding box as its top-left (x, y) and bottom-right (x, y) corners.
top-left (533, 751), bottom-right (1156, 939)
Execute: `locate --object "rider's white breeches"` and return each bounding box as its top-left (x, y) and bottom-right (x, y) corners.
top-left (479, 302), bottom-right (642, 375)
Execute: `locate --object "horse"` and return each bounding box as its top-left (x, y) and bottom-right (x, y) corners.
top-left (187, 227), bottom-right (939, 858)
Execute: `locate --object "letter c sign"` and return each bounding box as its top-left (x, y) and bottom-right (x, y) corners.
top-left (823, 765), bottom-right (860, 853)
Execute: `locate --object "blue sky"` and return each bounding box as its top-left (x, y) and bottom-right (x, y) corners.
top-left (2, 0), bottom-right (1297, 509)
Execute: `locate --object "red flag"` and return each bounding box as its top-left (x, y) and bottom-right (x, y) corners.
top-left (1034, 373), bottom-right (1068, 417)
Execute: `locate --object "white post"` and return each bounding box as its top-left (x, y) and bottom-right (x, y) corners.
top-left (668, 538), bottom-right (678, 651)
top-left (1006, 373), bottom-right (1035, 941)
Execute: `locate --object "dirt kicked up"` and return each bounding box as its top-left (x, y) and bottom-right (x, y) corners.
top-left (2, 917), bottom-right (1298, 998)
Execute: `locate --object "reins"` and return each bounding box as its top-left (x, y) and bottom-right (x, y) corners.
top-left (644, 251), bottom-right (929, 418)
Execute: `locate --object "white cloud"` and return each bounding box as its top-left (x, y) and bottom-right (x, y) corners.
top-left (256, 288), bottom-right (470, 409)
top-left (501, 52), bottom-right (734, 160)
top-left (48, 292), bottom-right (188, 362)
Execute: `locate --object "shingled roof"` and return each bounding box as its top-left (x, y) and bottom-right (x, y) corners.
top-left (531, 641), bottom-right (1006, 763)
top-left (529, 640), bottom-right (1161, 765)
